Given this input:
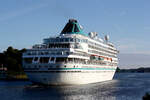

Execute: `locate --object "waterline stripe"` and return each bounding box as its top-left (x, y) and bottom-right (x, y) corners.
top-left (48, 68), bottom-right (116, 70)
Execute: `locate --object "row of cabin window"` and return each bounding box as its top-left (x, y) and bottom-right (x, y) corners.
top-left (24, 57), bottom-right (85, 64)
top-left (88, 49), bottom-right (117, 58)
top-left (24, 57), bottom-right (55, 64)
top-left (88, 41), bottom-right (117, 52)
top-left (48, 43), bottom-right (70, 48)
top-left (26, 51), bottom-right (89, 57)
top-left (33, 43), bottom-right (75, 49)
top-left (44, 38), bottom-right (87, 43)
top-left (88, 44), bottom-right (117, 55)
top-left (27, 51), bottom-right (69, 55)
top-left (23, 57), bottom-right (117, 66)
top-left (45, 38), bottom-right (116, 52)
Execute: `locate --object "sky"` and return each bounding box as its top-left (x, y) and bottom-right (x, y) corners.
top-left (0, 0), bottom-right (150, 62)
top-left (118, 53), bottom-right (150, 69)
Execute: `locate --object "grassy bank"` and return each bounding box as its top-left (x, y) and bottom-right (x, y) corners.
top-left (6, 71), bottom-right (28, 80)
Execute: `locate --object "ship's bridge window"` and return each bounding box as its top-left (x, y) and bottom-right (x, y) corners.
top-left (65, 38), bottom-right (69, 42)
top-left (34, 57), bottom-right (38, 61)
top-left (24, 58), bottom-right (33, 64)
top-left (54, 38), bottom-right (71, 43)
top-left (56, 57), bottom-right (67, 63)
top-left (60, 38), bottom-right (64, 42)
top-left (70, 38), bottom-right (74, 42)
top-left (50, 38), bottom-right (56, 42)
top-left (50, 57), bottom-right (55, 61)
top-left (43, 39), bottom-right (47, 43)
top-left (76, 38), bottom-right (80, 42)
top-left (39, 57), bottom-right (49, 63)
top-left (27, 52), bottom-right (31, 55)
top-left (48, 43), bottom-right (70, 48)
top-left (56, 38), bottom-right (60, 42)
top-left (49, 39), bottom-right (52, 42)
top-left (75, 38), bottom-right (87, 43)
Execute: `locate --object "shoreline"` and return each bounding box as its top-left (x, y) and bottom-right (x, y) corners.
top-left (0, 78), bottom-right (29, 81)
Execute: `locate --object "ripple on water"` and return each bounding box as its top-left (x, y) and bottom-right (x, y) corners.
top-left (0, 73), bottom-right (150, 100)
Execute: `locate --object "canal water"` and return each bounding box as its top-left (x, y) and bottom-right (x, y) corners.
top-left (0, 73), bottom-right (150, 100)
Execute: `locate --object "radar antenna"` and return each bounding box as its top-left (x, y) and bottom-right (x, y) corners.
top-left (104, 35), bottom-right (109, 42)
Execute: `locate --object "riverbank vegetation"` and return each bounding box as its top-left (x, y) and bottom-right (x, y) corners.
top-left (1, 46), bottom-right (150, 79)
top-left (117, 67), bottom-right (150, 73)
top-left (143, 92), bottom-right (150, 100)
top-left (0, 46), bottom-right (27, 80)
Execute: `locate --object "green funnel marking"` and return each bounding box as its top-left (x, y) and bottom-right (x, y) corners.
top-left (61, 19), bottom-right (87, 36)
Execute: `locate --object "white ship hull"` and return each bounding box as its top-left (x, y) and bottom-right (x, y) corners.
top-left (23, 19), bottom-right (119, 85)
top-left (25, 68), bottom-right (116, 85)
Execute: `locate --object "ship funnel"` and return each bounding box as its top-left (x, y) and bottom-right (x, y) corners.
top-left (105, 35), bottom-right (109, 42)
top-left (61, 19), bottom-right (86, 36)
top-left (69, 19), bottom-right (77, 23)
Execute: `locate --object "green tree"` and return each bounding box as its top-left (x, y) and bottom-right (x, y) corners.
top-left (143, 92), bottom-right (150, 100)
top-left (116, 67), bottom-right (121, 72)
top-left (0, 53), bottom-right (4, 66)
top-left (3, 46), bottom-right (26, 72)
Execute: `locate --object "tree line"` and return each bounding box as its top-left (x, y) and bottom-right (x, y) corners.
top-left (0, 46), bottom-right (26, 73)
top-left (116, 67), bottom-right (150, 73)
top-left (1, 46), bottom-right (150, 73)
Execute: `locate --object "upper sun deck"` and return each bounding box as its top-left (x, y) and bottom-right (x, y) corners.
top-left (42, 34), bottom-right (115, 48)
top-left (30, 19), bottom-right (117, 51)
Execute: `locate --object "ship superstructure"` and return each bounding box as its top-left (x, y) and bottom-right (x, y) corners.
top-left (22, 19), bottom-right (118, 85)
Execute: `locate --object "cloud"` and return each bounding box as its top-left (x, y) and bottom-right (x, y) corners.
top-left (118, 44), bottom-right (135, 50)
top-left (0, 1), bottom-right (75, 22)
top-left (118, 53), bottom-right (150, 69)
top-left (117, 44), bottom-right (137, 53)
top-left (116, 38), bottom-right (150, 54)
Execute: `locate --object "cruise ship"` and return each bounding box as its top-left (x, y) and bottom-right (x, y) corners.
top-left (22, 19), bottom-right (118, 85)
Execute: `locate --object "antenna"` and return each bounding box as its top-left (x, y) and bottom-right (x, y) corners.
top-left (104, 35), bottom-right (109, 42)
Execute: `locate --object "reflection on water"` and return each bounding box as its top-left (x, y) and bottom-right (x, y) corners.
top-left (0, 73), bottom-right (150, 100)
top-left (23, 80), bottom-right (119, 100)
